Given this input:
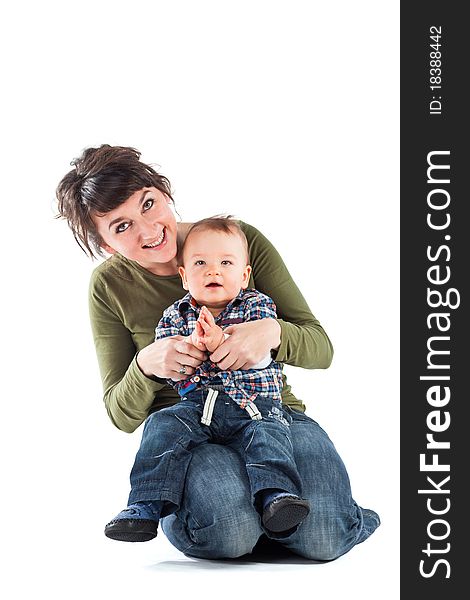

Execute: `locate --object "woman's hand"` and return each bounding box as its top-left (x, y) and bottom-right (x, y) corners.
top-left (209, 318), bottom-right (281, 371)
top-left (137, 336), bottom-right (208, 381)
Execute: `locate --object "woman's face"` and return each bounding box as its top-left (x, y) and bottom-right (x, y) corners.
top-left (92, 187), bottom-right (178, 271)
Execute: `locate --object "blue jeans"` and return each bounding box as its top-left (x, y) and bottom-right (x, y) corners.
top-left (161, 406), bottom-right (380, 560)
top-left (128, 390), bottom-right (302, 507)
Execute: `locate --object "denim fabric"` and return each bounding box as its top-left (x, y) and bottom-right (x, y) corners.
top-left (161, 406), bottom-right (380, 560)
top-left (128, 390), bottom-right (302, 509)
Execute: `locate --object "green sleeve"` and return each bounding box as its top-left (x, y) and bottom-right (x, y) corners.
top-left (242, 222), bottom-right (334, 369)
top-left (89, 270), bottom-right (164, 433)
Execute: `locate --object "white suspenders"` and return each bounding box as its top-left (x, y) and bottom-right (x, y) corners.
top-left (201, 388), bottom-right (219, 426)
top-left (200, 388), bottom-right (262, 426)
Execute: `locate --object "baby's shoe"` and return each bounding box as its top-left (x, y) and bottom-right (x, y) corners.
top-left (261, 491), bottom-right (310, 534)
top-left (104, 501), bottom-right (161, 542)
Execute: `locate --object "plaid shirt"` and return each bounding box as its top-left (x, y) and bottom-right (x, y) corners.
top-left (155, 288), bottom-right (283, 409)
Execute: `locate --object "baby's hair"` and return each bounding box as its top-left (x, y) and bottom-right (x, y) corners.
top-left (179, 215), bottom-right (249, 264)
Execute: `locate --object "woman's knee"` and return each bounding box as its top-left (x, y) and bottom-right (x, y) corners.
top-left (283, 504), bottom-right (363, 561)
top-left (162, 511), bottom-right (261, 559)
top-left (164, 443), bottom-right (263, 559)
top-left (189, 513), bottom-right (261, 559)
top-left (185, 443), bottom-right (253, 507)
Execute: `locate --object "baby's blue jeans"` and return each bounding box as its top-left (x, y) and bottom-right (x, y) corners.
top-left (129, 389), bottom-right (302, 510)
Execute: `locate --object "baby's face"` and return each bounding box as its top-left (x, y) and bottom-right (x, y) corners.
top-left (179, 228), bottom-right (251, 312)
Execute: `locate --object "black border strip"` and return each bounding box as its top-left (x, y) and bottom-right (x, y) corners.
top-left (401, 3), bottom-right (466, 596)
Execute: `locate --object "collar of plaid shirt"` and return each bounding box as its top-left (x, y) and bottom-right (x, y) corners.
top-left (177, 288), bottom-right (258, 325)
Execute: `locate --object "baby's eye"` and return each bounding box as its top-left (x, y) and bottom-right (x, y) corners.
top-left (221, 260), bottom-right (232, 265)
top-left (116, 222), bottom-right (130, 233)
top-left (195, 260), bottom-right (205, 266)
top-left (143, 198), bottom-right (154, 211)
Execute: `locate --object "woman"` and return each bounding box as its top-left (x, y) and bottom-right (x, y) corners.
top-left (57, 144), bottom-right (380, 560)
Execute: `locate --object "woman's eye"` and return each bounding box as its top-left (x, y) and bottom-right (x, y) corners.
top-left (116, 222), bottom-right (130, 233)
top-left (143, 198), bottom-right (154, 211)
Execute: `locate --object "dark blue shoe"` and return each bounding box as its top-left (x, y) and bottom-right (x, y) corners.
top-left (104, 502), bottom-right (160, 542)
top-left (262, 494), bottom-right (310, 534)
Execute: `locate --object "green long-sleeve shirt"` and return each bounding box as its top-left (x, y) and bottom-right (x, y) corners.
top-left (89, 221), bottom-right (333, 433)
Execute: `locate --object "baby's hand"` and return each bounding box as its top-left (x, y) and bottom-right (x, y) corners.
top-left (197, 306), bottom-right (225, 353)
top-left (190, 321), bottom-right (207, 351)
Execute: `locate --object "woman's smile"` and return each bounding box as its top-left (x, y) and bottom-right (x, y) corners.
top-left (142, 227), bottom-right (166, 249)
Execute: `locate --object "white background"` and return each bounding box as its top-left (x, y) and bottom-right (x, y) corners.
top-left (1, 1), bottom-right (399, 598)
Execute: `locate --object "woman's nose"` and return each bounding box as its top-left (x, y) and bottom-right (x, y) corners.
top-left (139, 220), bottom-right (159, 239)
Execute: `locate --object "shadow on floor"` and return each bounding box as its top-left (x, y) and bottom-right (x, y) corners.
top-left (147, 535), bottom-right (326, 570)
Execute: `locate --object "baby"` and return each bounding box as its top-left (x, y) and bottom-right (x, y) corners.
top-left (105, 217), bottom-right (310, 542)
